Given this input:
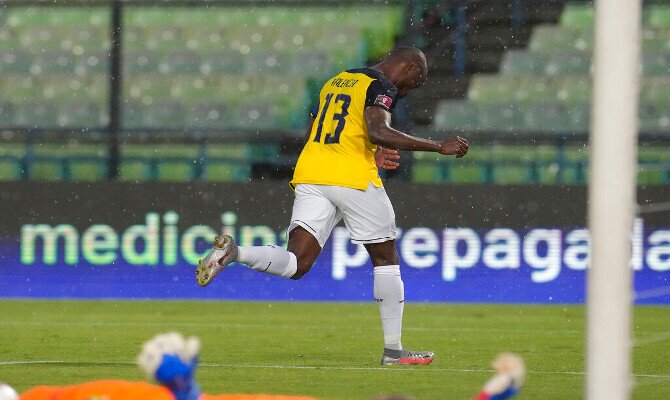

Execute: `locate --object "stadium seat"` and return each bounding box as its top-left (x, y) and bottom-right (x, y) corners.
top-left (467, 75), bottom-right (516, 103)
top-left (32, 52), bottom-right (79, 74)
top-left (0, 159), bottom-right (20, 180)
top-left (73, 53), bottom-right (109, 75)
top-left (639, 102), bottom-right (670, 133)
top-left (199, 52), bottom-right (246, 74)
top-left (127, 101), bottom-right (186, 129)
top-left (30, 159), bottom-right (64, 181)
top-left (157, 160), bottom-right (195, 181)
top-left (123, 52), bottom-right (161, 74)
top-left (412, 159), bottom-right (487, 184)
top-left (119, 160), bottom-right (150, 182)
top-left (553, 76), bottom-right (590, 104)
top-left (0, 51), bottom-right (31, 74)
top-left (545, 52), bottom-right (591, 75)
top-left (642, 53), bottom-right (670, 75)
top-left (477, 104), bottom-right (525, 132)
top-left (500, 50), bottom-right (546, 75)
top-left (512, 77), bottom-right (552, 104)
top-left (641, 76), bottom-right (670, 106)
top-left (18, 28), bottom-right (62, 53)
top-left (144, 26), bottom-right (188, 53)
top-left (641, 29), bottom-right (670, 51)
top-left (638, 166), bottom-right (669, 184)
top-left (560, 4), bottom-right (594, 29)
top-left (522, 103), bottom-right (582, 134)
top-left (645, 5), bottom-right (670, 28)
top-left (493, 164), bottom-right (531, 184)
top-left (204, 162), bottom-right (251, 182)
top-left (235, 101), bottom-right (279, 130)
top-left (450, 163), bottom-right (484, 183)
top-left (0, 103), bottom-right (14, 127)
top-left (157, 51), bottom-right (203, 75)
top-left (186, 103), bottom-right (232, 130)
top-left (433, 100), bottom-right (480, 132)
top-left (69, 160), bottom-right (107, 181)
top-left (529, 25), bottom-right (592, 53)
top-left (286, 52), bottom-right (333, 76)
top-left (246, 51), bottom-right (293, 75)
top-left (14, 102), bottom-right (59, 128)
top-left (411, 155), bottom-right (446, 183)
top-left (56, 102), bottom-right (105, 128)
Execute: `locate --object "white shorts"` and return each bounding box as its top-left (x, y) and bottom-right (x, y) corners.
top-left (288, 183), bottom-right (397, 247)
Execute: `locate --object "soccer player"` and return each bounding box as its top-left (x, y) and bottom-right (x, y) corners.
top-left (16, 330), bottom-right (523, 400)
top-left (196, 46), bottom-right (469, 365)
top-left (18, 332), bottom-right (318, 400)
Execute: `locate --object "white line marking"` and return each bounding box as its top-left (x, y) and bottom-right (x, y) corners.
top-left (634, 331), bottom-right (670, 347)
top-left (0, 320), bottom-right (586, 334)
top-left (1, 360), bottom-right (668, 379)
top-left (5, 320), bottom-right (670, 338)
top-left (634, 376), bottom-right (670, 387)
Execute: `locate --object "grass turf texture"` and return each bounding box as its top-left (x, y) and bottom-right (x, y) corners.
top-left (0, 301), bottom-right (669, 399)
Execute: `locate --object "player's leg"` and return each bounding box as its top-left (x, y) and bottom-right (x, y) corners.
top-left (287, 226), bottom-right (322, 279)
top-left (365, 240), bottom-right (432, 365)
top-left (195, 234), bottom-right (298, 285)
top-left (257, 183), bottom-right (340, 279)
top-left (196, 184), bottom-right (338, 286)
top-left (335, 183), bottom-right (433, 365)
top-left (365, 240), bottom-right (403, 351)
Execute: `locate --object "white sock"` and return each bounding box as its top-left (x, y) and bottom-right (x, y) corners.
top-left (236, 245), bottom-right (298, 279)
top-left (373, 264), bottom-right (404, 351)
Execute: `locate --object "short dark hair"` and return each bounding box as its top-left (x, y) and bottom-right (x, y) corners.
top-left (386, 46), bottom-right (427, 76)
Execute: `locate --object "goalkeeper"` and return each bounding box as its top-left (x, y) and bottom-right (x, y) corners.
top-left (18, 332), bottom-right (316, 400)
top-left (15, 333), bottom-right (523, 400)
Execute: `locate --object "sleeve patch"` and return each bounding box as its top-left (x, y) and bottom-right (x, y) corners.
top-left (374, 94), bottom-right (393, 110)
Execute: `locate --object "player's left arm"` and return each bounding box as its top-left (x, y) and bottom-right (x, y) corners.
top-left (365, 106), bottom-right (469, 157)
top-left (302, 116), bottom-right (315, 146)
top-left (363, 79), bottom-right (468, 158)
top-left (301, 102), bottom-right (319, 145)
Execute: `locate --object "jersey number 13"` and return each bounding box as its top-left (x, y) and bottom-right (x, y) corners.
top-left (313, 93), bottom-right (351, 145)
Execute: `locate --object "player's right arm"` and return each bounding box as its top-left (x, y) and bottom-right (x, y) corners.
top-left (364, 106), bottom-right (469, 158)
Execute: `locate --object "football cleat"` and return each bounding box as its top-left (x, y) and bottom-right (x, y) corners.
top-left (195, 235), bottom-right (238, 287)
top-left (380, 348), bottom-right (434, 365)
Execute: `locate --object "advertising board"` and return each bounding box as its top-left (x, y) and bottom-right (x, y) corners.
top-left (1, 183), bottom-right (668, 303)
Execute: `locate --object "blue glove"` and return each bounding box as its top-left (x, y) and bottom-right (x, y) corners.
top-left (138, 332), bottom-right (202, 400)
top-left (476, 353), bottom-right (525, 400)
top-left (155, 354), bottom-right (201, 400)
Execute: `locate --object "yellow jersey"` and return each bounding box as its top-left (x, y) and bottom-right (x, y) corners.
top-left (291, 68), bottom-right (399, 190)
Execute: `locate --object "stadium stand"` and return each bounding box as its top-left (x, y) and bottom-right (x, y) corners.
top-left (0, 1), bottom-right (668, 184)
top-left (0, 4), bottom-right (403, 182)
top-left (0, 6), bottom-right (404, 131)
top-left (431, 2), bottom-right (670, 134)
top-left (422, 1), bottom-right (670, 184)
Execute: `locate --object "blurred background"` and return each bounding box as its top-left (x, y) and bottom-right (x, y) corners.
top-left (1, 0), bottom-right (668, 185)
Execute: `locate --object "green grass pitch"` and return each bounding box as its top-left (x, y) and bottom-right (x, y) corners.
top-left (0, 301), bottom-right (669, 399)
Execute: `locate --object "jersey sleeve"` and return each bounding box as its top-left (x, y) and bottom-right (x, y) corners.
top-left (364, 79), bottom-right (398, 113)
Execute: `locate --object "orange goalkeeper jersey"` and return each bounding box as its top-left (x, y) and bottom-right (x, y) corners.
top-left (20, 380), bottom-right (318, 400)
